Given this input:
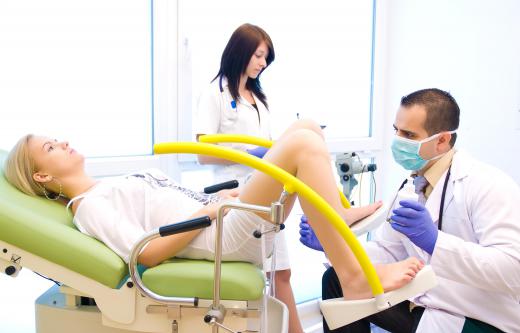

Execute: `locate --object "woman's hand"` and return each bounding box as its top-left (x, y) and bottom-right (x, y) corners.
top-left (217, 188), bottom-right (240, 200)
top-left (201, 202), bottom-right (232, 220)
top-left (201, 188), bottom-right (239, 220)
top-left (201, 202), bottom-right (220, 220)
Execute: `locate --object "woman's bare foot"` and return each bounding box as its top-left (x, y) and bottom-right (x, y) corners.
top-left (341, 257), bottom-right (424, 300)
top-left (341, 201), bottom-right (383, 226)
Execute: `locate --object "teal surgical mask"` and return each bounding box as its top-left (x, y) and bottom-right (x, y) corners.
top-left (391, 131), bottom-right (456, 171)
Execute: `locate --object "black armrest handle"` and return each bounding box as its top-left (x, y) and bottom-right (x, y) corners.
top-left (159, 216), bottom-right (212, 237)
top-left (203, 180), bottom-right (239, 194)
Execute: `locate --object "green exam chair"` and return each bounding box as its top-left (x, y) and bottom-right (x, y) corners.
top-left (0, 150), bottom-right (288, 333)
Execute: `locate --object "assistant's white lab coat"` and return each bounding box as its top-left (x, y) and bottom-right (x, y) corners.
top-left (366, 150), bottom-right (520, 332)
top-left (193, 79), bottom-right (290, 272)
top-left (193, 78), bottom-right (271, 185)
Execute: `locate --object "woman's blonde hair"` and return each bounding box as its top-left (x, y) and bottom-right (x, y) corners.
top-left (4, 134), bottom-right (43, 197)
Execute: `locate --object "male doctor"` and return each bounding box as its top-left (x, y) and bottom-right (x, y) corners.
top-left (300, 88), bottom-right (520, 332)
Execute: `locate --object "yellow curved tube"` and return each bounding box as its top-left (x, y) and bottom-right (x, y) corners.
top-left (199, 133), bottom-right (351, 210)
top-left (154, 141), bottom-right (384, 297)
top-left (338, 190), bottom-right (351, 209)
top-left (199, 134), bottom-right (273, 148)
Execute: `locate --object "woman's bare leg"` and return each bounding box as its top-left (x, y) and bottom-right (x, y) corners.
top-left (267, 269), bottom-right (303, 333)
top-left (240, 120), bottom-right (422, 299)
top-left (244, 119), bottom-right (325, 219)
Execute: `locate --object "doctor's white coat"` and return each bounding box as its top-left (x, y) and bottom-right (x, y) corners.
top-left (366, 150), bottom-right (520, 332)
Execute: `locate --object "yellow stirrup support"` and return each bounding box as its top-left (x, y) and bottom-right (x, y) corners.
top-left (338, 190), bottom-right (351, 210)
top-left (154, 141), bottom-right (384, 297)
top-left (199, 134), bottom-right (351, 209)
top-left (199, 134), bottom-right (273, 149)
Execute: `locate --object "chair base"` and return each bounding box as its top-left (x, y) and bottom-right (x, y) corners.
top-left (320, 265), bottom-right (437, 330)
top-left (36, 285), bottom-right (288, 333)
top-left (36, 286), bottom-right (134, 333)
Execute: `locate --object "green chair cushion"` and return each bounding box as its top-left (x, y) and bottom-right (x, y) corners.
top-left (0, 149), bottom-right (265, 300)
top-left (143, 258), bottom-right (265, 301)
top-left (0, 150), bottom-right (128, 288)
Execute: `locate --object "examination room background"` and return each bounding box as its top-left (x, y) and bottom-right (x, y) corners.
top-left (1, 1), bottom-right (520, 332)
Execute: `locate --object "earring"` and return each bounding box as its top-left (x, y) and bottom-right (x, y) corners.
top-left (39, 178), bottom-right (63, 201)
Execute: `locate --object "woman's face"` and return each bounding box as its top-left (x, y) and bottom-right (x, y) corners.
top-left (245, 41), bottom-right (269, 79)
top-left (28, 135), bottom-right (84, 180)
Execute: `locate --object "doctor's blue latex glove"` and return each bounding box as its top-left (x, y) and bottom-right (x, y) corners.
top-left (299, 215), bottom-right (324, 252)
top-left (246, 146), bottom-right (269, 158)
top-left (390, 200), bottom-right (438, 255)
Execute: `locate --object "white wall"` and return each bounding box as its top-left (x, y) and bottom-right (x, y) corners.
top-left (376, 0), bottom-right (520, 201)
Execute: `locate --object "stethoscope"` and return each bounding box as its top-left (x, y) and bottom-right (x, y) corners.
top-left (219, 75), bottom-right (237, 111)
top-left (387, 165), bottom-right (452, 231)
top-left (219, 75), bottom-right (265, 126)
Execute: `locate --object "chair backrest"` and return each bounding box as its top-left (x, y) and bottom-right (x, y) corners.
top-left (0, 149), bottom-right (128, 288)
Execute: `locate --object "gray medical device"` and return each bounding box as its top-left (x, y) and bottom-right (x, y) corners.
top-left (335, 152), bottom-right (376, 203)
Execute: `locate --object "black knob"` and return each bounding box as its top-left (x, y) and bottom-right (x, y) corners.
top-left (253, 230), bottom-right (262, 238)
top-left (5, 266), bottom-right (16, 276)
top-left (204, 315), bottom-right (212, 323)
top-left (340, 163), bottom-right (349, 173)
top-left (126, 281), bottom-right (134, 288)
top-left (367, 164), bottom-right (377, 172)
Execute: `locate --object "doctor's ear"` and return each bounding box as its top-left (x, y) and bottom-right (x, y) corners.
top-left (436, 132), bottom-right (452, 149)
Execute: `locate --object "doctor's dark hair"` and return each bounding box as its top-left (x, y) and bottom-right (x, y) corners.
top-left (401, 88), bottom-right (460, 146)
top-left (213, 23), bottom-right (275, 108)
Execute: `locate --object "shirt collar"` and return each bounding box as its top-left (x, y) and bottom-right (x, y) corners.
top-left (423, 148), bottom-right (456, 188)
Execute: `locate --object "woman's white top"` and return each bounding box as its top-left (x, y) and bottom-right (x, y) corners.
top-left (69, 169), bottom-right (219, 263)
top-left (193, 77), bottom-right (271, 184)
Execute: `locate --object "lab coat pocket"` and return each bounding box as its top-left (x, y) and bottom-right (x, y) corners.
top-left (440, 215), bottom-right (477, 242)
top-left (221, 106), bottom-right (239, 128)
top-left (438, 199), bottom-right (475, 241)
